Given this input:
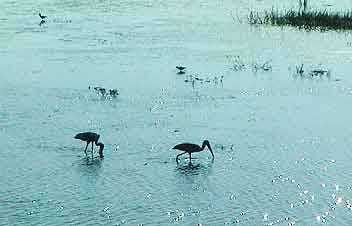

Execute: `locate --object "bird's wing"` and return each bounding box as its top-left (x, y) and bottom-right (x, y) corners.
top-left (173, 143), bottom-right (200, 152)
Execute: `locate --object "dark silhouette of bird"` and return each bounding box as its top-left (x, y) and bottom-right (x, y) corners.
top-left (176, 66), bottom-right (186, 74)
top-left (176, 66), bottom-right (186, 71)
top-left (74, 132), bottom-right (104, 158)
top-left (172, 140), bottom-right (214, 163)
top-left (39, 13), bottom-right (47, 20)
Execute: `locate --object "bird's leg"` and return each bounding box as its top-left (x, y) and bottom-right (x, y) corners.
top-left (176, 152), bottom-right (187, 163)
top-left (91, 142), bottom-right (94, 158)
top-left (84, 142), bottom-right (89, 154)
top-left (189, 153), bottom-right (192, 163)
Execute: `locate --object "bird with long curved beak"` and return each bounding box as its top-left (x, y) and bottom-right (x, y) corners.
top-left (172, 140), bottom-right (214, 163)
top-left (74, 132), bottom-right (104, 158)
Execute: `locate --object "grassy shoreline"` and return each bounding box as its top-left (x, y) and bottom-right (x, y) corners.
top-left (248, 8), bottom-right (352, 30)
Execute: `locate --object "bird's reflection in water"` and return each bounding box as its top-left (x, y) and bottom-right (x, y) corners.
top-left (39, 20), bottom-right (46, 26)
top-left (175, 161), bottom-right (213, 176)
top-left (177, 71), bottom-right (185, 75)
top-left (73, 156), bottom-right (104, 187)
top-left (174, 162), bottom-right (214, 194)
top-left (74, 156), bottom-right (103, 177)
top-left (84, 156), bottom-right (103, 166)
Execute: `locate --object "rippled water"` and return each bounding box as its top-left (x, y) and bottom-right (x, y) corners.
top-left (1, 0), bottom-right (352, 225)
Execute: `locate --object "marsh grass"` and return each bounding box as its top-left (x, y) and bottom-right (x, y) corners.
top-left (226, 55), bottom-right (273, 73)
top-left (184, 74), bottom-right (224, 88)
top-left (226, 55), bottom-right (246, 71)
top-left (252, 60), bottom-right (272, 73)
top-left (292, 64), bottom-right (331, 79)
top-left (248, 8), bottom-right (352, 30)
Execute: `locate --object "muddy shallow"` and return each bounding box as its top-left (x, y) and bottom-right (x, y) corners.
top-left (1, 0), bottom-right (352, 225)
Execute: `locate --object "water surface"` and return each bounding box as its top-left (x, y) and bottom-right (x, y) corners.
top-left (1, 0), bottom-right (352, 225)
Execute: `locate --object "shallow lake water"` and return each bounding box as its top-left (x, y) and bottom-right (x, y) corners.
top-left (1, 0), bottom-right (352, 225)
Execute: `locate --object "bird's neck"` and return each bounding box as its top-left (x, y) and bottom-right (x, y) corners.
top-left (96, 142), bottom-right (104, 157)
top-left (201, 142), bottom-right (207, 150)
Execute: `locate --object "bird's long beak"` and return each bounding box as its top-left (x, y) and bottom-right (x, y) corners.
top-left (207, 144), bottom-right (214, 159)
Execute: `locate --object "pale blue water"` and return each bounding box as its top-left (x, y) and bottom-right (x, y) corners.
top-left (1, 0), bottom-right (352, 225)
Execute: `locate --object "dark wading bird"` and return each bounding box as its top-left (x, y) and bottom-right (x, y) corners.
top-left (39, 13), bottom-right (47, 20)
top-left (173, 140), bottom-right (214, 163)
top-left (74, 132), bottom-right (104, 158)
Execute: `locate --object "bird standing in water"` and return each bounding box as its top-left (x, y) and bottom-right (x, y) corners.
top-left (176, 66), bottom-right (186, 74)
top-left (39, 13), bottom-right (47, 20)
top-left (172, 140), bottom-right (214, 163)
top-left (74, 132), bottom-right (104, 158)
top-left (176, 66), bottom-right (186, 71)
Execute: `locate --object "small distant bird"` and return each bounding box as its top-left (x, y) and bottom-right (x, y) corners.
top-left (176, 66), bottom-right (186, 74)
top-left (39, 13), bottom-right (47, 20)
top-left (172, 140), bottom-right (214, 163)
top-left (74, 132), bottom-right (104, 158)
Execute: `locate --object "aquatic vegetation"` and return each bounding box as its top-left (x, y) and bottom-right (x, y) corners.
top-left (292, 64), bottom-right (331, 79)
top-left (108, 89), bottom-right (119, 97)
top-left (226, 55), bottom-right (272, 73)
top-left (184, 74), bottom-right (224, 87)
top-left (298, 0), bottom-right (308, 9)
top-left (89, 86), bottom-right (119, 98)
top-left (248, 8), bottom-right (352, 31)
top-left (252, 60), bottom-right (272, 72)
top-left (226, 55), bottom-right (246, 71)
